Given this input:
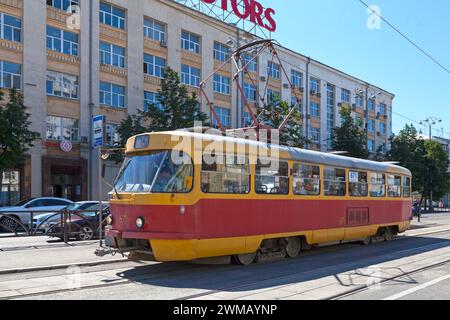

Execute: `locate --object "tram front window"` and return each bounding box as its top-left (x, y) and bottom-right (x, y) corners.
top-left (114, 151), bottom-right (193, 193)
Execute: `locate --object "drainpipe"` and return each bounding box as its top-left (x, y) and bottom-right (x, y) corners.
top-left (305, 57), bottom-right (311, 149)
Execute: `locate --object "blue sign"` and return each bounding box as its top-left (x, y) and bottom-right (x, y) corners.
top-left (92, 115), bottom-right (105, 148)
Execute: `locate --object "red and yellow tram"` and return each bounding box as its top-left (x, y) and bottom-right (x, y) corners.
top-left (103, 131), bottom-right (412, 265)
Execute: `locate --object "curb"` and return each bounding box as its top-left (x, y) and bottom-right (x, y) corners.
top-left (0, 258), bottom-right (126, 275)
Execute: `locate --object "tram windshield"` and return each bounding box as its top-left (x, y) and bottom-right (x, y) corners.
top-left (114, 151), bottom-right (193, 193)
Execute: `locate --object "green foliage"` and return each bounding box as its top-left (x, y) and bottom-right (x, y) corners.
top-left (387, 124), bottom-right (450, 201)
top-left (256, 95), bottom-right (308, 148)
top-left (0, 89), bottom-right (39, 174)
top-left (331, 104), bottom-right (369, 159)
top-left (144, 67), bottom-right (207, 132)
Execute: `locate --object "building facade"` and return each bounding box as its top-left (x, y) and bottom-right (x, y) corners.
top-left (0, 0), bottom-right (394, 204)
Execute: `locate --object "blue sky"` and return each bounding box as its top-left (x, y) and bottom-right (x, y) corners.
top-left (267, 0), bottom-right (450, 137)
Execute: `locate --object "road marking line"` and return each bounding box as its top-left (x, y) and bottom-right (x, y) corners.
top-left (383, 274), bottom-right (450, 300)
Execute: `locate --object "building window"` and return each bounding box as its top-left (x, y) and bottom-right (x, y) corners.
top-left (244, 82), bottom-right (257, 102)
top-left (379, 103), bottom-right (386, 115)
top-left (310, 101), bottom-right (320, 118)
top-left (143, 54), bottom-right (166, 78)
top-left (144, 91), bottom-right (162, 111)
top-left (144, 18), bottom-right (166, 42)
top-left (1, 170), bottom-right (20, 207)
top-left (181, 30), bottom-right (200, 54)
top-left (201, 155), bottom-right (250, 194)
top-left (99, 82), bottom-right (126, 108)
top-left (105, 123), bottom-right (120, 147)
top-left (380, 123), bottom-right (386, 135)
top-left (368, 119), bottom-right (375, 132)
top-left (341, 89), bottom-right (350, 103)
top-left (368, 99), bottom-right (375, 111)
top-left (368, 139), bottom-right (375, 152)
top-left (100, 42), bottom-right (125, 68)
top-left (267, 89), bottom-right (281, 104)
top-left (243, 111), bottom-right (253, 127)
top-left (46, 116), bottom-right (79, 142)
top-left (310, 127), bottom-right (320, 143)
top-left (181, 64), bottom-right (200, 87)
top-left (99, 2), bottom-right (125, 29)
top-left (46, 26), bottom-right (78, 56)
top-left (310, 77), bottom-right (320, 93)
top-left (212, 106), bottom-right (231, 128)
top-left (46, 0), bottom-right (79, 11)
top-left (213, 74), bottom-right (230, 95)
top-left (213, 42), bottom-right (230, 62)
top-left (355, 95), bottom-right (363, 108)
top-left (46, 71), bottom-right (79, 99)
top-left (0, 60), bottom-right (21, 90)
top-left (291, 70), bottom-right (303, 88)
top-left (243, 53), bottom-right (258, 72)
top-left (267, 62), bottom-right (280, 79)
top-left (0, 12), bottom-right (21, 42)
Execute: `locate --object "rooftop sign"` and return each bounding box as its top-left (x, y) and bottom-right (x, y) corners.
top-left (174, 0), bottom-right (276, 37)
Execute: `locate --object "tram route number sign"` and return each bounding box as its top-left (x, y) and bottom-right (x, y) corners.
top-left (92, 115), bottom-right (105, 149)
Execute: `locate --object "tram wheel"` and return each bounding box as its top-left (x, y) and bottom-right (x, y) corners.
top-left (232, 252), bottom-right (257, 266)
top-left (380, 227), bottom-right (393, 242)
top-left (285, 237), bottom-right (302, 258)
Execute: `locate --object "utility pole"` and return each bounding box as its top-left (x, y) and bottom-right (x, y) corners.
top-left (420, 117), bottom-right (442, 213)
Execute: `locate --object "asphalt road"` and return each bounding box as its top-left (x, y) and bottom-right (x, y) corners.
top-left (0, 214), bottom-right (449, 300)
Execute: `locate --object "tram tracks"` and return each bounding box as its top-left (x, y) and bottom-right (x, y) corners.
top-left (1, 227), bottom-right (450, 300)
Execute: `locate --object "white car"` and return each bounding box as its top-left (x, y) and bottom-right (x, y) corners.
top-left (32, 201), bottom-right (99, 232)
top-left (0, 197), bottom-right (73, 231)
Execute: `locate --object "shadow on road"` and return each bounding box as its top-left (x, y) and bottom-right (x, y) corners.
top-left (111, 234), bottom-right (450, 294)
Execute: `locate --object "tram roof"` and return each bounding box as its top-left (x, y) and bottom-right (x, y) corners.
top-left (141, 131), bottom-right (412, 176)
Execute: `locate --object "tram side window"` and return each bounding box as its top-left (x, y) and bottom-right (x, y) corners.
top-left (201, 154), bottom-right (250, 194)
top-left (255, 159), bottom-right (289, 195)
top-left (370, 173), bottom-right (386, 197)
top-left (324, 167), bottom-right (346, 196)
top-left (403, 176), bottom-right (411, 198)
top-left (293, 163), bottom-right (320, 196)
top-left (349, 171), bottom-right (368, 197)
top-left (388, 175), bottom-right (402, 198)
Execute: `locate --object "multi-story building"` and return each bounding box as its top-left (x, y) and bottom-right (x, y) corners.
top-left (0, 0), bottom-right (394, 204)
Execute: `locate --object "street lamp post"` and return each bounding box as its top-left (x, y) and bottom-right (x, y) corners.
top-left (420, 117), bottom-right (442, 213)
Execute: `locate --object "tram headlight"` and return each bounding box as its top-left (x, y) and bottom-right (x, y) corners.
top-left (106, 216), bottom-right (113, 225)
top-left (136, 217), bottom-right (145, 229)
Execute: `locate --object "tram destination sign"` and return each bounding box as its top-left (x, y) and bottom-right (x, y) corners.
top-left (175, 0), bottom-right (277, 35)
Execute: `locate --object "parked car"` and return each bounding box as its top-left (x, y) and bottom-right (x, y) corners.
top-left (0, 198), bottom-right (73, 232)
top-left (32, 201), bottom-right (100, 232)
top-left (47, 203), bottom-right (110, 241)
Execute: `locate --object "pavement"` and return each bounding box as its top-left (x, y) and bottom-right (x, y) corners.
top-left (0, 214), bottom-right (449, 300)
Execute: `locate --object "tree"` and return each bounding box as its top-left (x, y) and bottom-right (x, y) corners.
top-left (331, 104), bottom-right (369, 159)
top-left (387, 124), bottom-right (450, 210)
top-left (255, 96), bottom-right (308, 148)
top-left (0, 89), bottom-right (39, 195)
top-left (424, 139), bottom-right (450, 202)
top-left (144, 67), bottom-right (207, 132)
